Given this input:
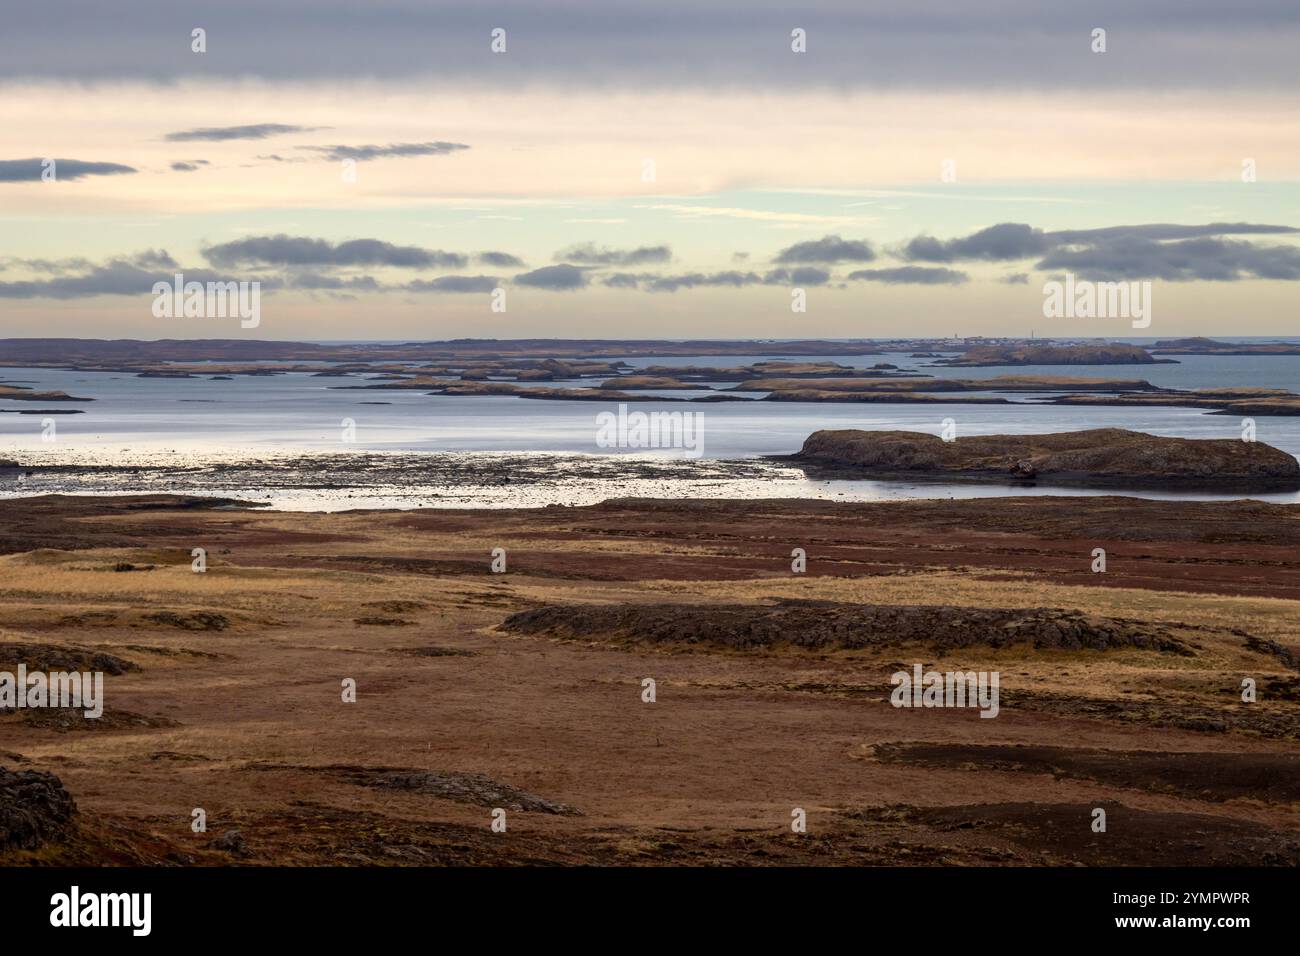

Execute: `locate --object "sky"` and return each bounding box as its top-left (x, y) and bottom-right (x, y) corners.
top-left (1, 0), bottom-right (1298, 341)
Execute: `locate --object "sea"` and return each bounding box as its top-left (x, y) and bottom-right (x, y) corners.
top-left (3, 343), bottom-right (1299, 510)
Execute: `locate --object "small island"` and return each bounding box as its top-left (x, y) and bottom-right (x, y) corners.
top-left (789, 427), bottom-right (1300, 491)
top-left (934, 343), bottom-right (1173, 367)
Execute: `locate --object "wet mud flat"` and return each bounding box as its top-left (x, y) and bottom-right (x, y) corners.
top-left (1, 493), bottom-right (1298, 866)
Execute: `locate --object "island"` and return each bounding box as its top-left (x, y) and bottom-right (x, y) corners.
top-left (788, 427), bottom-right (1300, 490)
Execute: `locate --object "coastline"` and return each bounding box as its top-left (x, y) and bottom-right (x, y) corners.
top-left (6, 444), bottom-right (1300, 510)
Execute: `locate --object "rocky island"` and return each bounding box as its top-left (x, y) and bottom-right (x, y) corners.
top-left (935, 343), bottom-right (1174, 367)
top-left (790, 428), bottom-right (1300, 490)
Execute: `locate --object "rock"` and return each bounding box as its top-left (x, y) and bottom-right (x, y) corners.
top-left (141, 611), bottom-right (228, 630)
top-left (0, 641), bottom-right (139, 675)
top-left (0, 766), bottom-right (76, 850)
top-left (212, 829), bottom-right (249, 855)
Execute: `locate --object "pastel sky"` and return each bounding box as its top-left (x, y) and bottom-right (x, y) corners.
top-left (2, 0), bottom-right (1298, 340)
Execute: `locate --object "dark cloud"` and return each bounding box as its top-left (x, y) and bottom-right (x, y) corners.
top-left (645, 271), bottom-right (760, 292)
top-left (5, 1), bottom-right (1294, 91)
top-left (902, 223), bottom-right (1051, 263)
top-left (0, 158), bottom-right (136, 182)
top-left (616, 267), bottom-right (830, 292)
top-left (1, 249), bottom-right (175, 275)
top-left (1001, 272), bottom-right (1030, 284)
top-left (763, 267), bottom-right (831, 285)
top-left (165, 124), bottom-right (317, 142)
top-left (847, 266), bottom-right (968, 285)
top-left (288, 272), bottom-right (381, 291)
top-left (0, 258), bottom-right (278, 299)
top-left (1036, 236), bottom-right (1300, 281)
top-left (903, 221), bottom-right (1300, 263)
top-left (169, 160), bottom-right (209, 172)
top-left (476, 251), bottom-right (525, 268)
top-left (553, 243), bottom-right (671, 266)
top-left (298, 142), bottom-right (469, 162)
top-left (203, 235), bottom-right (466, 269)
top-left (406, 275), bottom-right (499, 293)
top-left (1050, 222), bottom-right (1299, 243)
top-left (774, 235), bottom-right (875, 264)
top-left (514, 264), bottom-right (588, 290)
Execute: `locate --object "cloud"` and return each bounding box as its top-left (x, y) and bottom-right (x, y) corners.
top-left (514, 264), bottom-right (588, 290)
top-left (622, 267), bottom-right (830, 292)
top-left (1001, 272), bottom-right (1030, 284)
top-left (644, 271), bottom-right (761, 292)
top-left (476, 251), bottom-right (525, 268)
top-left (774, 235), bottom-right (876, 264)
top-left (641, 204), bottom-right (858, 225)
top-left (601, 272), bottom-right (648, 288)
top-left (406, 275), bottom-right (499, 293)
top-left (298, 142), bottom-right (469, 162)
top-left (288, 272), bottom-right (381, 291)
top-left (9, 2), bottom-right (1294, 91)
top-left (1, 256), bottom-right (95, 273)
top-left (902, 223), bottom-right (1052, 262)
top-left (1050, 222), bottom-right (1300, 243)
top-left (169, 160), bottom-right (209, 172)
top-left (763, 267), bottom-right (831, 285)
top-left (1, 249), bottom-right (175, 275)
top-left (1037, 236), bottom-right (1300, 281)
top-left (903, 221), bottom-right (1300, 263)
top-left (0, 158), bottom-right (136, 182)
top-left (203, 234), bottom-right (466, 269)
top-left (847, 266), bottom-right (968, 285)
top-left (129, 249), bottom-right (179, 270)
top-left (165, 124), bottom-right (318, 142)
top-left (0, 257), bottom-right (278, 299)
top-left (553, 243), bottom-right (671, 266)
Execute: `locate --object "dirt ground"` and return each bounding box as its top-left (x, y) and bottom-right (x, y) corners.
top-left (1, 493), bottom-right (1298, 866)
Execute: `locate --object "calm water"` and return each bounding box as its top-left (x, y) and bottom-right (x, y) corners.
top-left (3, 350), bottom-right (1299, 509)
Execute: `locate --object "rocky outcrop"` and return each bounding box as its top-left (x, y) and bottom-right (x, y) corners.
top-left (0, 767), bottom-right (76, 850)
top-left (247, 763), bottom-right (580, 814)
top-left (0, 642), bottom-right (138, 675)
top-left (792, 428), bottom-right (1300, 489)
top-left (501, 600), bottom-right (1195, 654)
